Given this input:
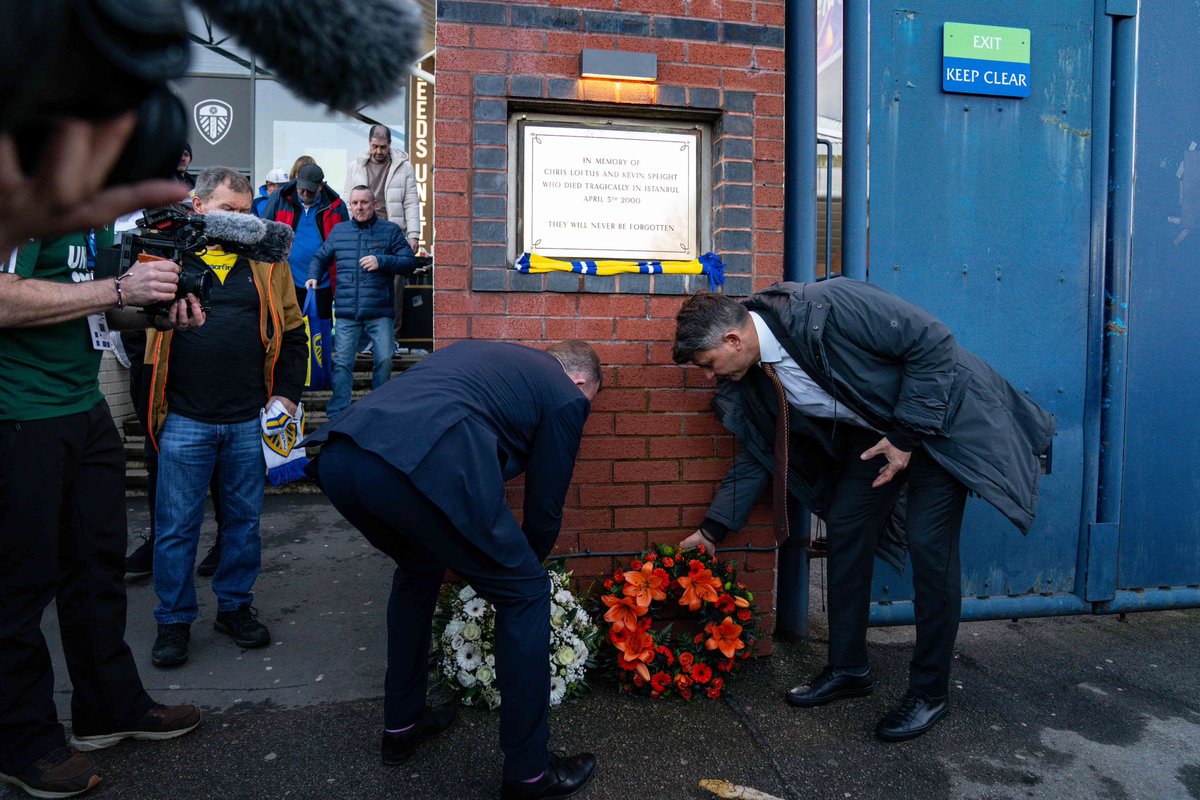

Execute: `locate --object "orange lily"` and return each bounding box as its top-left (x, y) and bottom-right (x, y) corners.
top-left (613, 626), bottom-right (655, 682)
top-left (733, 595), bottom-right (751, 608)
top-left (622, 561), bottom-right (669, 608)
top-left (705, 616), bottom-right (746, 659)
top-left (602, 594), bottom-right (647, 631)
top-left (677, 566), bottom-right (723, 611)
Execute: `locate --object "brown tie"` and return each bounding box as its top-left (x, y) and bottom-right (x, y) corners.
top-left (761, 363), bottom-right (790, 544)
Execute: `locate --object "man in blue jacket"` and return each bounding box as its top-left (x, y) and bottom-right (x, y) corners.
top-left (306, 185), bottom-right (421, 420)
top-left (304, 339), bottom-right (601, 799)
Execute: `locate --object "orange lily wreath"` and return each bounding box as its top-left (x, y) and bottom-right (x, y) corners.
top-left (594, 544), bottom-right (761, 700)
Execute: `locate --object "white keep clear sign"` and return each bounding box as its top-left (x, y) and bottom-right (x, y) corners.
top-left (521, 124), bottom-right (698, 261)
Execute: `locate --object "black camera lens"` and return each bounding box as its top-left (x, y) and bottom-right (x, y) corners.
top-left (178, 268), bottom-right (214, 311)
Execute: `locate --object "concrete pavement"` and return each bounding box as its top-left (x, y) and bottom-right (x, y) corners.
top-left (13, 494), bottom-right (1200, 800)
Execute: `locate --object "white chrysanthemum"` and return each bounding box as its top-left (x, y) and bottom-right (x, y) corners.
top-left (456, 642), bottom-right (483, 671)
top-left (554, 589), bottom-right (573, 605)
top-left (444, 619), bottom-right (465, 638)
top-left (550, 676), bottom-right (567, 705)
top-left (461, 622), bottom-right (482, 641)
top-left (476, 665), bottom-right (495, 686)
top-left (459, 585), bottom-right (477, 601)
top-left (463, 598), bottom-right (488, 619)
top-left (458, 669), bottom-right (477, 688)
top-left (450, 634), bottom-right (465, 651)
top-left (573, 608), bottom-right (591, 627)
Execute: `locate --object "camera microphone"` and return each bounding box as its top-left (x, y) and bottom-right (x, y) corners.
top-left (201, 211), bottom-right (295, 264)
top-left (187, 0), bottom-right (425, 110)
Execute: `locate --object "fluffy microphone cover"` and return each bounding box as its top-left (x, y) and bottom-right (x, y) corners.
top-left (202, 211), bottom-right (295, 264)
top-left (187, 0), bottom-right (424, 109)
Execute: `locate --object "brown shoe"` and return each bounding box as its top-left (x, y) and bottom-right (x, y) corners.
top-left (0, 747), bottom-right (101, 799)
top-left (70, 704), bottom-right (201, 752)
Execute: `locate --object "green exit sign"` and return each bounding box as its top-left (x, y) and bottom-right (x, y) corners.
top-left (943, 22), bottom-right (1031, 98)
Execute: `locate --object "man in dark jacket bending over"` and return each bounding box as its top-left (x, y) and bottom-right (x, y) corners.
top-left (672, 279), bottom-right (1054, 742)
top-left (305, 339), bottom-right (602, 799)
top-left (306, 186), bottom-right (421, 420)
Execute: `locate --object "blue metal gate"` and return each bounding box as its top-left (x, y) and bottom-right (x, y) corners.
top-left (850, 0), bottom-right (1200, 624)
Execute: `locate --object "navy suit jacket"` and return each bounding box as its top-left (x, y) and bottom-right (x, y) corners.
top-left (305, 341), bottom-right (591, 567)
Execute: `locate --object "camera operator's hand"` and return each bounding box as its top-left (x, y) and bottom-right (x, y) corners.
top-left (359, 255), bottom-right (379, 272)
top-left (0, 115), bottom-right (187, 255)
top-left (166, 294), bottom-right (206, 331)
top-left (119, 259), bottom-right (182, 308)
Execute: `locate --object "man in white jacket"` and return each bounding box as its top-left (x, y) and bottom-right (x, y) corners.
top-left (345, 125), bottom-right (422, 350)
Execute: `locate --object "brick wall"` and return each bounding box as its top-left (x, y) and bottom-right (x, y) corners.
top-left (99, 351), bottom-right (134, 426)
top-left (433, 0), bottom-right (786, 646)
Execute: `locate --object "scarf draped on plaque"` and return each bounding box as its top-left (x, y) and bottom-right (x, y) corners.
top-left (514, 251), bottom-right (726, 291)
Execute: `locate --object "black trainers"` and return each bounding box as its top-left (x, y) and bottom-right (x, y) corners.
top-left (124, 537), bottom-right (153, 580)
top-left (71, 704), bottom-right (202, 751)
top-left (214, 606), bottom-right (270, 648)
top-left (151, 623), bottom-right (190, 667)
top-left (381, 705), bottom-right (458, 765)
top-left (0, 747), bottom-right (101, 799)
top-left (196, 542), bottom-right (220, 577)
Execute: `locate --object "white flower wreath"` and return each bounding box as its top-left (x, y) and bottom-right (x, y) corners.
top-left (432, 564), bottom-right (601, 709)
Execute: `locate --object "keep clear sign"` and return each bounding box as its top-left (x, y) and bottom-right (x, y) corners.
top-left (943, 22), bottom-right (1031, 98)
top-left (521, 124), bottom-right (698, 260)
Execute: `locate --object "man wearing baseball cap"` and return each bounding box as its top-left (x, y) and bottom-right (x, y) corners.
top-left (252, 168), bottom-right (290, 218)
top-left (262, 161), bottom-right (348, 319)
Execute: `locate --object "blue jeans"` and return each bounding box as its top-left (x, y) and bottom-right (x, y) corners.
top-left (329, 314), bottom-right (393, 420)
top-left (153, 414), bottom-right (265, 625)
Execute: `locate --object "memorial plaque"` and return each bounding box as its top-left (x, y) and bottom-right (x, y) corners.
top-left (520, 123), bottom-right (700, 260)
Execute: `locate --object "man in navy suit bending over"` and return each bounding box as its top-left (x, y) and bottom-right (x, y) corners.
top-left (306, 339), bottom-right (602, 800)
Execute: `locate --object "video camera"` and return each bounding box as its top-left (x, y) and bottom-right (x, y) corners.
top-left (0, 0), bottom-right (191, 186)
top-left (94, 207), bottom-right (214, 318)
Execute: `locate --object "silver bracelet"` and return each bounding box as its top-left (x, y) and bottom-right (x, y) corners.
top-left (114, 274), bottom-right (126, 310)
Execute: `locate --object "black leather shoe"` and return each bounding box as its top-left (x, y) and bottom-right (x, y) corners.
top-left (786, 665), bottom-right (873, 707)
top-left (381, 705), bottom-right (458, 765)
top-left (501, 752), bottom-right (597, 799)
top-left (875, 692), bottom-right (948, 742)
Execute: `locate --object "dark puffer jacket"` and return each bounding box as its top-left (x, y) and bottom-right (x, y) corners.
top-left (704, 278), bottom-right (1055, 547)
top-left (307, 216), bottom-right (418, 320)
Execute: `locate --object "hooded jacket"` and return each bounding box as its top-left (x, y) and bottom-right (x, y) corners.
top-left (704, 279), bottom-right (1054, 555)
top-left (344, 147), bottom-right (420, 240)
top-left (308, 216), bottom-right (419, 320)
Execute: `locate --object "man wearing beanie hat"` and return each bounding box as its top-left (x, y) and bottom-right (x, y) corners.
top-left (262, 161), bottom-right (348, 319)
top-left (174, 144), bottom-right (195, 190)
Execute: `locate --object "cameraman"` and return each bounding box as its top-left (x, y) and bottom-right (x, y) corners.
top-left (144, 166), bottom-right (306, 668)
top-left (0, 231), bottom-right (203, 797)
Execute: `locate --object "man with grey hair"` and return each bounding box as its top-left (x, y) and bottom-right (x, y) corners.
top-left (145, 166), bottom-right (307, 668)
top-left (305, 339), bottom-right (601, 798)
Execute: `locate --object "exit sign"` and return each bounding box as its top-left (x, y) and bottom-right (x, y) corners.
top-left (943, 22), bottom-right (1031, 98)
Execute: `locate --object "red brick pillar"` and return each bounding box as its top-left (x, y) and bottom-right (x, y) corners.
top-left (433, 1), bottom-right (785, 649)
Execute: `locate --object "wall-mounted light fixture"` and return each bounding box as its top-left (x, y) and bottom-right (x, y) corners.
top-left (580, 49), bottom-right (658, 82)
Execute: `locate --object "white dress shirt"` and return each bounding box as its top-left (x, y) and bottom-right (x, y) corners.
top-left (750, 311), bottom-right (874, 429)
